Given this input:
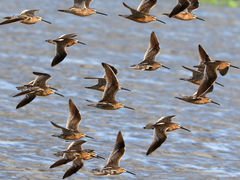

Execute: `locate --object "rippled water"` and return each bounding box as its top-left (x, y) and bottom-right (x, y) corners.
top-left (0, 0), bottom-right (240, 179)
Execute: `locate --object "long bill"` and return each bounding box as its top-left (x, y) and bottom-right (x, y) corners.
top-left (211, 100), bottom-right (220, 106)
top-left (162, 65), bottom-right (170, 69)
top-left (124, 105), bottom-right (135, 110)
top-left (156, 18), bottom-right (166, 24)
top-left (41, 19), bottom-right (52, 24)
top-left (196, 17), bottom-right (205, 21)
top-left (230, 64), bottom-right (240, 69)
top-left (96, 11), bottom-right (108, 16)
top-left (180, 126), bottom-right (191, 132)
top-left (78, 41), bottom-right (87, 45)
top-left (96, 155), bottom-right (105, 160)
top-left (215, 82), bottom-right (224, 87)
top-left (54, 92), bottom-right (64, 97)
top-left (121, 87), bottom-right (131, 92)
top-left (126, 170), bottom-right (136, 176)
top-left (85, 135), bottom-right (94, 139)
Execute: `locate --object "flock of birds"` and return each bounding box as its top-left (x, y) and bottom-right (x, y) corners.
top-left (1, 0), bottom-right (239, 179)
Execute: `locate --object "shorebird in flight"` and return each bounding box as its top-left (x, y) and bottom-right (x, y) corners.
top-left (163, 0), bottom-right (204, 21)
top-left (13, 72), bottom-right (63, 109)
top-left (92, 131), bottom-right (136, 176)
top-left (50, 140), bottom-right (104, 179)
top-left (58, 0), bottom-right (107, 17)
top-left (87, 63), bottom-right (134, 110)
top-left (46, 33), bottom-right (86, 67)
top-left (194, 44), bottom-right (239, 76)
top-left (51, 99), bottom-right (94, 140)
top-left (131, 31), bottom-right (170, 71)
top-left (119, 0), bottom-right (165, 24)
top-left (85, 64), bottom-right (130, 92)
top-left (0, 9), bottom-right (51, 25)
top-left (144, 115), bottom-right (190, 155)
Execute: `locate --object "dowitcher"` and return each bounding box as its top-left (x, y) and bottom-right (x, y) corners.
top-left (92, 131), bottom-right (136, 176)
top-left (50, 140), bottom-right (104, 179)
top-left (119, 0), bottom-right (165, 24)
top-left (131, 31), bottom-right (170, 71)
top-left (175, 85), bottom-right (220, 105)
top-left (46, 33), bottom-right (86, 67)
top-left (194, 44), bottom-right (239, 76)
top-left (0, 9), bottom-right (51, 25)
top-left (176, 60), bottom-right (223, 105)
top-left (180, 65), bottom-right (224, 87)
top-left (87, 63), bottom-right (134, 110)
top-left (163, 0), bottom-right (204, 21)
top-left (13, 72), bottom-right (63, 109)
top-left (85, 64), bottom-right (130, 92)
top-left (51, 99), bottom-right (93, 140)
top-left (58, 0), bottom-right (107, 17)
top-left (143, 115), bottom-right (190, 155)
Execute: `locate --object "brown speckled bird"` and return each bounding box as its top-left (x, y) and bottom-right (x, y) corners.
top-left (144, 115), bottom-right (190, 155)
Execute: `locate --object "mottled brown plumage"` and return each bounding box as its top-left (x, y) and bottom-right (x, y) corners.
top-left (58, 0), bottom-right (107, 17)
top-left (87, 63), bottom-right (134, 110)
top-left (131, 31), bottom-right (170, 71)
top-left (13, 72), bottom-right (63, 109)
top-left (0, 9), bottom-right (51, 25)
top-left (144, 116), bottom-right (190, 155)
top-left (46, 33), bottom-right (86, 67)
top-left (119, 1), bottom-right (165, 24)
top-left (51, 99), bottom-right (93, 140)
top-left (93, 131), bottom-right (135, 176)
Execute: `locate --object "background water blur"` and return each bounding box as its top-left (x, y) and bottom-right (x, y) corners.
top-left (0, 0), bottom-right (240, 179)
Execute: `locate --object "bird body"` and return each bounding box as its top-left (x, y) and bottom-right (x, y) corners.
top-left (119, 1), bottom-right (165, 24)
top-left (131, 31), bottom-right (170, 71)
top-left (144, 116), bottom-right (190, 155)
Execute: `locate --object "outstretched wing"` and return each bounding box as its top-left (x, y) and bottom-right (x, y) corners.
top-left (100, 63), bottom-right (120, 103)
top-left (66, 99), bottom-right (81, 131)
top-left (169, 0), bottom-right (190, 18)
top-left (137, 0), bottom-right (157, 14)
top-left (146, 127), bottom-right (167, 155)
top-left (105, 131), bottom-right (125, 168)
top-left (51, 42), bottom-right (67, 67)
top-left (16, 93), bottom-right (36, 109)
top-left (142, 31), bottom-right (160, 63)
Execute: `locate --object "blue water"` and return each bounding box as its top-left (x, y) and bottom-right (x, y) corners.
top-left (0, 0), bottom-right (240, 179)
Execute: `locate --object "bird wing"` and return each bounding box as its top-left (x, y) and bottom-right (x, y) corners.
top-left (0, 15), bottom-right (26, 25)
top-left (142, 31), bottom-right (160, 63)
top-left (187, 0), bottom-right (199, 13)
top-left (32, 72), bottom-right (51, 87)
top-left (51, 42), bottom-right (67, 67)
top-left (59, 33), bottom-right (77, 39)
top-left (68, 140), bottom-right (87, 151)
top-left (169, 0), bottom-right (190, 18)
top-left (218, 66), bottom-right (229, 76)
top-left (73, 0), bottom-right (86, 8)
top-left (182, 66), bottom-right (202, 78)
top-left (66, 99), bottom-right (81, 131)
top-left (16, 93), bottom-right (36, 109)
top-left (105, 131), bottom-right (125, 168)
top-left (122, 2), bottom-right (144, 16)
top-left (100, 63), bottom-right (119, 103)
top-left (194, 64), bottom-right (217, 97)
top-left (85, 0), bottom-right (93, 8)
top-left (200, 85), bottom-right (214, 97)
top-left (63, 157), bottom-right (84, 179)
top-left (20, 9), bottom-right (39, 16)
top-left (137, 0), bottom-right (157, 14)
top-left (197, 44), bottom-right (211, 72)
top-left (50, 121), bottom-right (72, 135)
top-left (146, 127), bottom-right (167, 155)
top-left (155, 115), bottom-right (175, 124)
